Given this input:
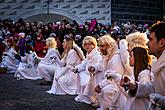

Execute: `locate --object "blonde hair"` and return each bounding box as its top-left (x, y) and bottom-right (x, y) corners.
top-left (98, 34), bottom-right (118, 60)
top-left (126, 32), bottom-right (148, 51)
top-left (46, 37), bottom-right (57, 48)
top-left (73, 43), bottom-right (85, 61)
top-left (82, 36), bottom-right (97, 49)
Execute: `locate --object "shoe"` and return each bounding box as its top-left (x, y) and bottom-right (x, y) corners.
top-left (75, 96), bottom-right (83, 103)
top-left (40, 80), bottom-right (52, 85)
top-left (46, 90), bottom-right (56, 94)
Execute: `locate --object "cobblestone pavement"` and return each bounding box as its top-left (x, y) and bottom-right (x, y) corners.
top-left (0, 74), bottom-right (96, 110)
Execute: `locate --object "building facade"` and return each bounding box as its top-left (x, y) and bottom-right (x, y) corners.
top-left (0, 0), bottom-right (164, 24)
top-left (111, 0), bottom-right (164, 24)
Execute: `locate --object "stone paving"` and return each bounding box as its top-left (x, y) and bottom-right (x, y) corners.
top-left (0, 73), bottom-right (96, 110)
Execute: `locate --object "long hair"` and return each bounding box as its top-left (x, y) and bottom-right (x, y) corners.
top-left (132, 47), bottom-right (152, 81)
top-left (98, 34), bottom-right (118, 60)
top-left (61, 35), bottom-right (84, 61)
top-left (61, 36), bottom-right (73, 59)
top-left (25, 45), bottom-right (34, 53)
top-left (7, 38), bottom-right (19, 52)
top-left (98, 34), bottom-right (118, 69)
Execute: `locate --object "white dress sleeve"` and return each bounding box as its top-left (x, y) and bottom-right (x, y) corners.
top-left (59, 49), bottom-right (80, 75)
top-left (130, 69), bottom-right (155, 97)
top-left (76, 59), bottom-right (87, 72)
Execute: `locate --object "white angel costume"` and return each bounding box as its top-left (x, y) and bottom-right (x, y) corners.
top-left (47, 49), bottom-right (83, 95)
top-left (74, 48), bottom-right (103, 104)
top-left (36, 48), bottom-right (61, 82)
top-left (14, 51), bottom-right (41, 80)
top-left (0, 47), bottom-right (20, 73)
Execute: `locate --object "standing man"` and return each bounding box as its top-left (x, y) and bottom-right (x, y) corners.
top-left (121, 21), bottom-right (165, 109)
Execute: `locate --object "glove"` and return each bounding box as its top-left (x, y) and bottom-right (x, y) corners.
top-left (150, 93), bottom-right (164, 105)
top-left (15, 54), bottom-right (21, 61)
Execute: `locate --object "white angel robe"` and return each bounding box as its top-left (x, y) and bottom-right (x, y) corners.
top-left (47, 49), bottom-right (82, 95)
top-left (36, 48), bottom-right (61, 82)
top-left (98, 51), bottom-right (125, 110)
top-left (135, 50), bottom-right (165, 110)
top-left (74, 48), bottom-right (103, 104)
top-left (0, 47), bottom-right (20, 73)
top-left (14, 52), bottom-right (41, 80)
top-left (124, 69), bottom-right (154, 110)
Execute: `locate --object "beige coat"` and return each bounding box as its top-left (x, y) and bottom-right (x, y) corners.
top-left (152, 50), bottom-right (165, 96)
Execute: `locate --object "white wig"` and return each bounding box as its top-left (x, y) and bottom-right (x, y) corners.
top-left (126, 32), bottom-right (148, 51)
top-left (98, 34), bottom-right (118, 60)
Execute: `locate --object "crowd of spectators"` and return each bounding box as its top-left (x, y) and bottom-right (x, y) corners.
top-left (0, 17), bottom-right (151, 60)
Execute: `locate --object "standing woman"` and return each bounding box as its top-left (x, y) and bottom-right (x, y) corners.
top-left (47, 35), bottom-right (84, 95)
top-left (37, 37), bottom-right (61, 85)
top-left (121, 47), bottom-right (153, 110)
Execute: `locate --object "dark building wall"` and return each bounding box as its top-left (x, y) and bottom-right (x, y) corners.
top-left (111, 0), bottom-right (164, 24)
top-left (163, 0), bottom-right (165, 18)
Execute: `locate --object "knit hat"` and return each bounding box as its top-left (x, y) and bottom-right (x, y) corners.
top-left (75, 34), bottom-right (81, 40)
top-left (25, 35), bottom-right (32, 41)
top-left (18, 32), bottom-right (25, 38)
top-left (50, 33), bottom-right (56, 38)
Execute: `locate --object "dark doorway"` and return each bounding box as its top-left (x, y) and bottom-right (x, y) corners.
top-left (24, 13), bottom-right (73, 24)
